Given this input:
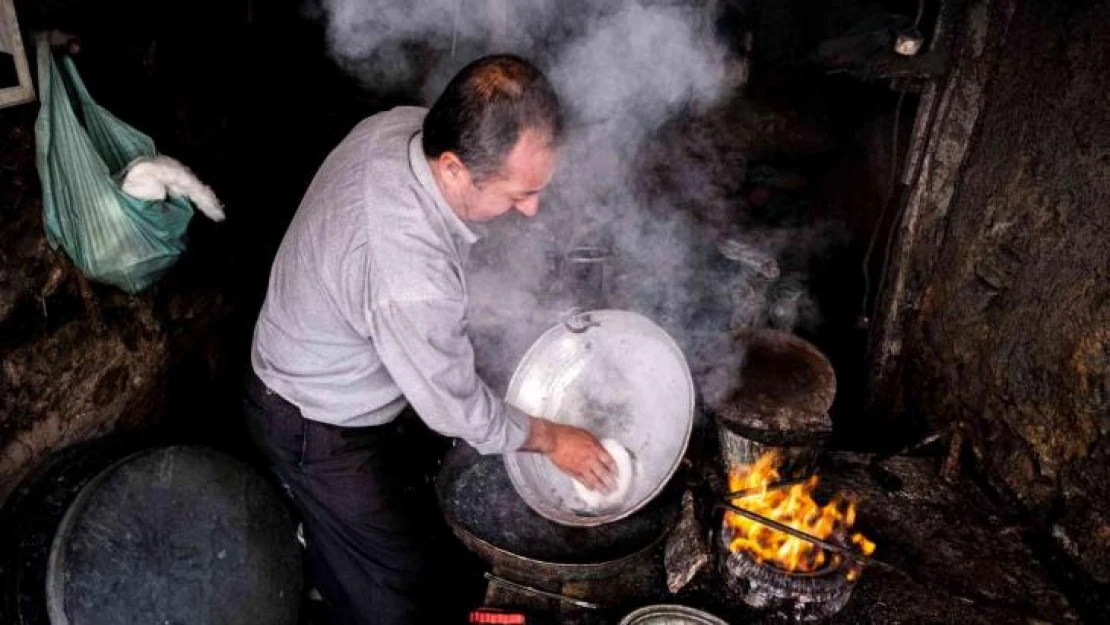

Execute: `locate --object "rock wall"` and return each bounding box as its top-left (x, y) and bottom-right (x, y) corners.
top-left (872, 0), bottom-right (1110, 584)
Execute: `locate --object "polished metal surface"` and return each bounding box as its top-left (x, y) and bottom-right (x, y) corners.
top-left (504, 309), bottom-right (695, 526)
top-left (618, 604), bottom-right (730, 625)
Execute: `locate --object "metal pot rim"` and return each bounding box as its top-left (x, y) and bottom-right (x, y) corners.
top-left (444, 512), bottom-right (670, 576)
top-left (618, 604), bottom-right (730, 625)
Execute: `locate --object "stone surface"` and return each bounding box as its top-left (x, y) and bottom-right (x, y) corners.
top-left (664, 490), bottom-right (709, 594)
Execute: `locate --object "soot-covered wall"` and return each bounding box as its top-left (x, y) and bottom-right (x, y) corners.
top-left (874, 0), bottom-right (1109, 583)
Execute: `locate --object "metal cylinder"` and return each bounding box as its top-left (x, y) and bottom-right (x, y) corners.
top-left (717, 424), bottom-right (824, 482)
top-left (709, 329), bottom-right (836, 480)
top-left (564, 245), bottom-right (611, 309)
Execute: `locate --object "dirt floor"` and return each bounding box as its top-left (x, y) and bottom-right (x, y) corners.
top-left (481, 452), bottom-right (1099, 624)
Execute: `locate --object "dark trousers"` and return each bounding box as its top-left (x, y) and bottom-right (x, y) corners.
top-left (242, 372), bottom-right (443, 625)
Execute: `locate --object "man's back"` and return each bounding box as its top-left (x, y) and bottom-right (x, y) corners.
top-left (251, 106), bottom-right (461, 427)
top-left (241, 55), bottom-right (616, 625)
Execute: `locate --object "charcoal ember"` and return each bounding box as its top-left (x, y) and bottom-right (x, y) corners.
top-left (664, 490), bottom-right (709, 593)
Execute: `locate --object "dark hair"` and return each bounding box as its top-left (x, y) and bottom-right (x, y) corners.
top-left (422, 54), bottom-right (563, 182)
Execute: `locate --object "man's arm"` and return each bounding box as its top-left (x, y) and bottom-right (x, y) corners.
top-left (367, 295), bottom-right (615, 491)
top-left (522, 417), bottom-right (617, 493)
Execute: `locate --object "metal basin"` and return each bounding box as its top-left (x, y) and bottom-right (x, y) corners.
top-left (437, 443), bottom-right (681, 582)
top-left (619, 605), bottom-right (730, 625)
top-left (504, 310), bottom-right (695, 526)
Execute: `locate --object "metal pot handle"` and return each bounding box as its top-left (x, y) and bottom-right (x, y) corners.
top-left (560, 308), bottom-right (600, 334)
top-left (484, 572), bottom-right (599, 610)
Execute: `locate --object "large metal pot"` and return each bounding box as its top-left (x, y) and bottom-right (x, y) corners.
top-left (503, 310), bottom-right (696, 526)
top-left (436, 443), bottom-right (681, 583)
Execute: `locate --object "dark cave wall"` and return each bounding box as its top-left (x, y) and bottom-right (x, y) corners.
top-left (0, 1), bottom-right (246, 504)
top-left (0, 102), bottom-right (232, 504)
top-left (878, 0), bottom-right (1109, 581)
top-left (0, 0), bottom-right (392, 504)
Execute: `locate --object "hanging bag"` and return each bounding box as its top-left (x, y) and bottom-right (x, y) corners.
top-left (34, 43), bottom-right (194, 293)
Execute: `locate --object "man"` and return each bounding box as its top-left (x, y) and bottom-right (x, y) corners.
top-left (243, 55), bottom-right (616, 625)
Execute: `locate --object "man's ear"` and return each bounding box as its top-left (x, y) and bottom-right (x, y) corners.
top-left (439, 152), bottom-right (468, 181)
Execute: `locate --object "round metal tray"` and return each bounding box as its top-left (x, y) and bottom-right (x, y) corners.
top-left (503, 310), bottom-right (695, 526)
top-left (45, 446), bottom-right (302, 625)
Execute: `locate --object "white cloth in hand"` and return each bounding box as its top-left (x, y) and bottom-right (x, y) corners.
top-left (572, 438), bottom-right (634, 512)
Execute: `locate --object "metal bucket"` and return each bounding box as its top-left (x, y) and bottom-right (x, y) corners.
top-left (710, 329), bottom-right (835, 481)
top-left (503, 310), bottom-right (695, 527)
top-left (618, 604), bottom-right (730, 625)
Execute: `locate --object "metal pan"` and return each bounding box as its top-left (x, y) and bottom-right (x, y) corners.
top-left (503, 310), bottom-right (695, 526)
top-left (436, 443), bottom-right (680, 581)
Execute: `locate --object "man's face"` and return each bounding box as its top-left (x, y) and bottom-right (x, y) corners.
top-left (453, 130), bottom-right (557, 222)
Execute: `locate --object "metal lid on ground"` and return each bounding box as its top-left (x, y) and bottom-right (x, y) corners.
top-left (709, 328), bottom-right (835, 446)
top-left (45, 446), bottom-right (302, 625)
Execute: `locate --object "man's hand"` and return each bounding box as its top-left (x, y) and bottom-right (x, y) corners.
top-left (523, 418), bottom-right (617, 493)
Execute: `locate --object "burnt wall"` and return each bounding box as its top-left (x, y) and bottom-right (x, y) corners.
top-left (0, 103), bottom-right (234, 505)
top-left (885, 0), bottom-right (1109, 582)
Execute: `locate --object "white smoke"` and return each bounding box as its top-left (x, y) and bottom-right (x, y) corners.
top-left (309, 0), bottom-right (832, 407)
top-left (311, 0), bottom-right (565, 96)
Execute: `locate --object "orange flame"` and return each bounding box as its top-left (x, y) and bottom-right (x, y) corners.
top-left (725, 452), bottom-right (875, 578)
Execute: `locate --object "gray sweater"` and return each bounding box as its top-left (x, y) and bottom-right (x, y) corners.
top-left (251, 107), bottom-right (530, 454)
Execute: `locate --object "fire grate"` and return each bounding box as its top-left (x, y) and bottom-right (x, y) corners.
top-left (719, 527), bottom-right (862, 622)
top-left (711, 452), bottom-right (875, 622)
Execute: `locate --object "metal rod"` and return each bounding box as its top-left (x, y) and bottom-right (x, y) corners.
top-left (726, 476), bottom-right (807, 500)
top-left (716, 502), bottom-right (870, 566)
top-left (874, 432), bottom-right (944, 464)
top-left (483, 572), bottom-right (600, 610)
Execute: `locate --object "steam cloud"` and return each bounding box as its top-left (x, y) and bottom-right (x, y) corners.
top-left (309, 0), bottom-right (834, 409)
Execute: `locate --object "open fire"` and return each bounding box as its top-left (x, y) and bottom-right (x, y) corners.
top-left (724, 452), bottom-right (875, 578)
